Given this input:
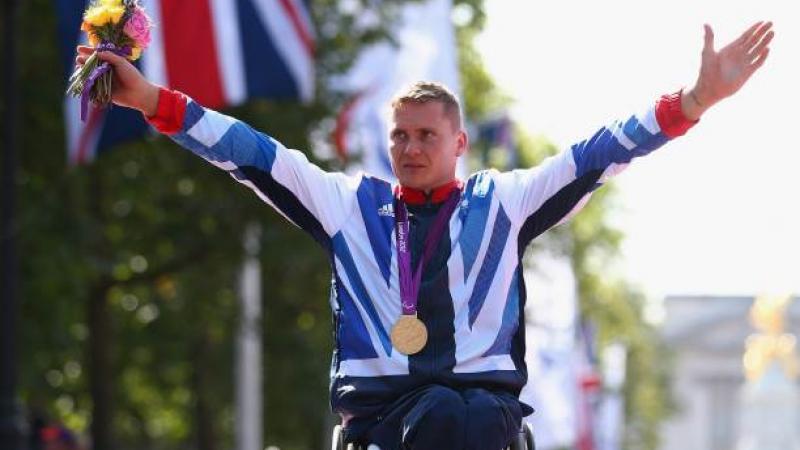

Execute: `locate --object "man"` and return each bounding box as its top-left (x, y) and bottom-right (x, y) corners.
top-left (76, 20), bottom-right (772, 450)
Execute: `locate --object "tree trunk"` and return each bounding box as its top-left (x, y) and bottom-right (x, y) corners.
top-left (192, 333), bottom-right (215, 450)
top-left (0, 0), bottom-right (26, 447)
top-left (88, 282), bottom-right (113, 450)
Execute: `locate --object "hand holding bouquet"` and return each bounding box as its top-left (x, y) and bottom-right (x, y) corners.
top-left (67, 0), bottom-right (153, 121)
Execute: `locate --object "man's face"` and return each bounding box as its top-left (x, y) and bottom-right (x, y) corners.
top-left (389, 101), bottom-right (467, 191)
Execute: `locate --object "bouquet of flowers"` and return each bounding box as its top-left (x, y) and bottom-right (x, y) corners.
top-left (66, 0), bottom-right (152, 121)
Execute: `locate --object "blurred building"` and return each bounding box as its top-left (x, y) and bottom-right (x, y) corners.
top-left (658, 295), bottom-right (800, 450)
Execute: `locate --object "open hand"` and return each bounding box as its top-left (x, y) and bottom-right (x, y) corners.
top-left (75, 45), bottom-right (160, 116)
top-left (683, 21), bottom-right (773, 120)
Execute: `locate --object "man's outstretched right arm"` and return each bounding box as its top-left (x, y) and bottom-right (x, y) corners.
top-left (75, 47), bottom-right (358, 243)
top-left (148, 88), bottom-right (358, 243)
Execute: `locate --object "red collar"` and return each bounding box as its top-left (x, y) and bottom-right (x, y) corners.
top-left (395, 179), bottom-right (463, 205)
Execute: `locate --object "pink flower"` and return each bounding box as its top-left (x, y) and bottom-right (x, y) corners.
top-left (123, 7), bottom-right (151, 49)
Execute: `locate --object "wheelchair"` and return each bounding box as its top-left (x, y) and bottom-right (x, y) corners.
top-left (331, 421), bottom-right (535, 450)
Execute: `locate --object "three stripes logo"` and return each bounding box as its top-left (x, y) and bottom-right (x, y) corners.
top-left (377, 203), bottom-right (394, 217)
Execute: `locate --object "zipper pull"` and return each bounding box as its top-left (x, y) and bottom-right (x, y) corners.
top-left (424, 190), bottom-right (433, 208)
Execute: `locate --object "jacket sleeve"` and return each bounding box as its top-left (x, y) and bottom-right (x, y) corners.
top-left (492, 90), bottom-right (696, 241)
top-left (146, 88), bottom-right (358, 244)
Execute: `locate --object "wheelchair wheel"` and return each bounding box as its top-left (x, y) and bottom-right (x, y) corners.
top-left (332, 424), bottom-right (344, 450)
top-left (509, 422), bottom-right (534, 450)
top-left (524, 422), bottom-right (535, 450)
top-left (332, 424), bottom-right (364, 450)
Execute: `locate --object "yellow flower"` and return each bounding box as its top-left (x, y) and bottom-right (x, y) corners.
top-left (128, 47), bottom-right (142, 61)
top-left (107, 6), bottom-right (125, 24)
top-left (83, 4), bottom-right (125, 27)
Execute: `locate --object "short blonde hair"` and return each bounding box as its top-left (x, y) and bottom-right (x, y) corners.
top-left (390, 81), bottom-right (463, 129)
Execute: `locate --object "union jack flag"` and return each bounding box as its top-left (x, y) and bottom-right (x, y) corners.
top-left (54, 0), bottom-right (315, 164)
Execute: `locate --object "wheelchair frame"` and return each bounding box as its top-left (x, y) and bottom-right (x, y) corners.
top-left (331, 421), bottom-right (535, 450)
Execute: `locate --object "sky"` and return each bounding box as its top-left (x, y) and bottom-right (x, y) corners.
top-left (476, 0), bottom-right (800, 303)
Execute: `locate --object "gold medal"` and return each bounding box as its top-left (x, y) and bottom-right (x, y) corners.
top-left (391, 314), bottom-right (428, 355)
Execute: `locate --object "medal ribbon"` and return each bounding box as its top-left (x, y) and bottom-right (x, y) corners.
top-left (395, 189), bottom-right (461, 316)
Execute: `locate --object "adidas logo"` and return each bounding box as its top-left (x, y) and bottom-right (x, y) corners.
top-left (377, 203), bottom-right (394, 217)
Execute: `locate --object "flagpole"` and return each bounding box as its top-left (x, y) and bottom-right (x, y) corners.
top-left (1, 0), bottom-right (27, 448)
top-left (236, 223), bottom-right (263, 450)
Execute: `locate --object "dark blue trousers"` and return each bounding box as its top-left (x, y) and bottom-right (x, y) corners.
top-left (347, 384), bottom-right (524, 450)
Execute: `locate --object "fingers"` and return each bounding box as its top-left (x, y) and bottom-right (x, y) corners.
top-left (74, 43), bottom-right (135, 80)
top-left (743, 21), bottom-right (773, 51)
top-left (749, 47), bottom-right (770, 73)
top-left (747, 29), bottom-right (774, 61)
top-left (74, 44), bottom-right (132, 66)
top-left (734, 21), bottom-right (764, 47)
top-left (75, 45), bottom-right (94, 66)
top-left (703, 24), bottom-right (715, 54)
top-left (75, 48), bottom-right (125, 67)
top-left (95, 49), bottom-right (128, 68)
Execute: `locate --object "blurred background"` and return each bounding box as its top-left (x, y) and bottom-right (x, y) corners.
top-left (1, 1), bottom-right (797, 450)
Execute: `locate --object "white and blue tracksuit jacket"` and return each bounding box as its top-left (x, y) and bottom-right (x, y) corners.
top-left (148, 88), bottom-right (693, 420)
